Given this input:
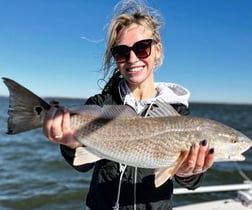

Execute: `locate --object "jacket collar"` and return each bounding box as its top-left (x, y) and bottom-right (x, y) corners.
top-left (118, 79), bottom-right (190, 113)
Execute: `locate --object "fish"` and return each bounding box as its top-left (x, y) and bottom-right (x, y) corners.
top-left (3, 77), bottom-right (252, 187)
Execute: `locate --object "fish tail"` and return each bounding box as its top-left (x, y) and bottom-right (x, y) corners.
top-left (2, 78), bottom-right (51, 134)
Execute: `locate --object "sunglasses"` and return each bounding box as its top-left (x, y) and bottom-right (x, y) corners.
top-left (111, 39), bottom-right (157, 63)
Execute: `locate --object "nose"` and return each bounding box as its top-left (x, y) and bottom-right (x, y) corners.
top-left (128, 50), bottom-right (139, 63)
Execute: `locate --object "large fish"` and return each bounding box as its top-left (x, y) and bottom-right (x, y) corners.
top-left (3, 78), bottom-right (252, 186)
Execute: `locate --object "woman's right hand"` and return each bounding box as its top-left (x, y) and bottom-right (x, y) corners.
top-left (43, 103), bottom-right (82, 149)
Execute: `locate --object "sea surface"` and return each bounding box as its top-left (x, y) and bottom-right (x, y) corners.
top-left (0, 96), bottom-right (252, 210)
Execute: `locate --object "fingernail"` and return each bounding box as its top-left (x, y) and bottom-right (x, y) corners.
top-left (201, 139), bottom-right (208, 146)
top-left (209, 148), bottom-right (215, 154)
top-left (50, 100), bottom-right (60, 108)
top-left (50, 100), bottom-right (59, 105)
top-left (193, 142), bottom-right (199, 149)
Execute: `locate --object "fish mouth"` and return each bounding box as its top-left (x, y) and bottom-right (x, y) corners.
top-left (228, 154), bottom-right (246, 161)
top-left (215, 154), bottom-right (246, 162)
top-left (229, 140), bottom-right (252, 161)
top-left (241, 140), bottom-right (252, 153)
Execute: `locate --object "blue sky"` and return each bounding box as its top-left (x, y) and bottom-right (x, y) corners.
top-left (0, 0), bottom-right (251, 104)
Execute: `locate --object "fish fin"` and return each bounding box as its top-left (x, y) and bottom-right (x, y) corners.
top-left (154, 151), bottom-right (189, 187)
top-left (73, 147), bottom-right (102, 166)
top-left (154, 167), bottom-right (173, 188)
top-left (147, 100), bottom-right (180, 117)
top-left (2, 78), bottom-right (50, 134)
top-left (69, 104), bottom-right (138, 119)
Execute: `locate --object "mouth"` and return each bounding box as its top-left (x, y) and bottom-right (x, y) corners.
top-left (127, 65), bottom-right (145, 73)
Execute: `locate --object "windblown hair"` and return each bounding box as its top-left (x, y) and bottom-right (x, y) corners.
top-left (102, 0), bottom-right (164, 81)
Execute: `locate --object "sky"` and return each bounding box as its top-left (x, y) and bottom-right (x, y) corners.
top-left (0, 0), bottom-right (252, 104)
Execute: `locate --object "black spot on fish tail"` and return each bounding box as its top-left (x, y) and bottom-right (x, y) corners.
top-left (35, 106), bottom-right (43, 115)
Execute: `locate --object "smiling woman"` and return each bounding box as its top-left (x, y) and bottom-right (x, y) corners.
top-left (1, 0), bottom-right (252, 210)
top-left (40, 0), bottom-right (217, 209)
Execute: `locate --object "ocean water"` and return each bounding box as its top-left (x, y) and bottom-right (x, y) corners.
top-left (0, 97), bottom-right (251, 210)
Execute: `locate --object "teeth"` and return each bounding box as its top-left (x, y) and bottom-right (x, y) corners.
top-left (129, 67), bottom-right (143, 72)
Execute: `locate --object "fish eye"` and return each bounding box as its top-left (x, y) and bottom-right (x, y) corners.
top-left (232, 139), bottom-right (238, 144)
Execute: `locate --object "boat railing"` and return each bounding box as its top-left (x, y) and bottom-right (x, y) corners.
top-left (174, 180), bottom-right (252, 206)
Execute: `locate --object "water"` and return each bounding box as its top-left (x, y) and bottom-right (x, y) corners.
top-left (0, 97), bottom-right (251, 210)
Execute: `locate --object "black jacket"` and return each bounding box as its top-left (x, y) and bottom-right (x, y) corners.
top-left (60, 80), bottom-right (205, 210)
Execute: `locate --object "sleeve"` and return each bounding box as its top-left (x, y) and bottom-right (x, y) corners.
top-left (170, 103), bottom-right (190, 116)
top-left (174, 173), bottom-right (205, 190)
top-left (60, 145), bottom-right (94, 172)
top-left (60, 94), bottom-right (106, 172)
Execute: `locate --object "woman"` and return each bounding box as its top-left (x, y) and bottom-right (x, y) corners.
top-left (43, 0), bottom-right (215, 209)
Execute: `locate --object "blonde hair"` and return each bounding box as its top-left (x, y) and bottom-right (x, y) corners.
top-left (103, 0), bottom-right (164, 79)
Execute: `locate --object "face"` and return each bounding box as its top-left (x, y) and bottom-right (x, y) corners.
top-left (113, 23), bottom-right (162, 89)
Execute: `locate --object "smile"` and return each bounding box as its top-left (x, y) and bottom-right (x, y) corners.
top-left (127, 66), bottom-right (144, 73)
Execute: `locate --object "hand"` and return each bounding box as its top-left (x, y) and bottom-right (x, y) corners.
top-left (176, 139), bottom-right (215, 177)
top-left (43, 101), bottom-right (82, 149)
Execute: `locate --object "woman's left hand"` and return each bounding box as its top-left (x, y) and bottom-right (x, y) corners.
top-left (176, 139), bottom-right (215, 177)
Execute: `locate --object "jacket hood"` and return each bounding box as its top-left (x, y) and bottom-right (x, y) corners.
top-left (155, 82), bottom-right (190, 107)
top-left (119, 80), bottom-right (190, 113)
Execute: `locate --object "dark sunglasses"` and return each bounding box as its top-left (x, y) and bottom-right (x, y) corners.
top-left (111, 39), bottom-right (157, 63)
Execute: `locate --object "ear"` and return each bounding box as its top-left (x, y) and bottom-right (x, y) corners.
top-left (154, 42), bottom-right (163, 65)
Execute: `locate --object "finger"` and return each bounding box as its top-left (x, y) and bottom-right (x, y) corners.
top-left (194, 139), bottom-right (209, 170)
top-left (61, 108), bottom-right (82, 148)
top-left (62, 108), bottom-right (71, 134)
top-left (50, 100), bottom-right (60, 108)
top-left (50, 108), bottom-right (64, 140)
top-left (203, 148), bottom-right (215, 170)
top-left (183, 142), bottom-right (199, 171)
top-left (175, 142), bottom-right (199, 177)
top-left (43, 107), bottom-right (58, 138)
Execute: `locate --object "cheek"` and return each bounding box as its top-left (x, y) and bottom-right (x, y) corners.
top-left (146, 54), bottom-right (157, 69)
top-left (117, 63), bottom-right (126, 73)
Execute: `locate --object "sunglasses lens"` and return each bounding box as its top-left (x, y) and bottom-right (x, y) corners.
top-left (111, 45), bottom-right (129, 63)
top-left (133, 40), bottom-right (152, 58)
top-left (111, 39), bottom-right (155, 63)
